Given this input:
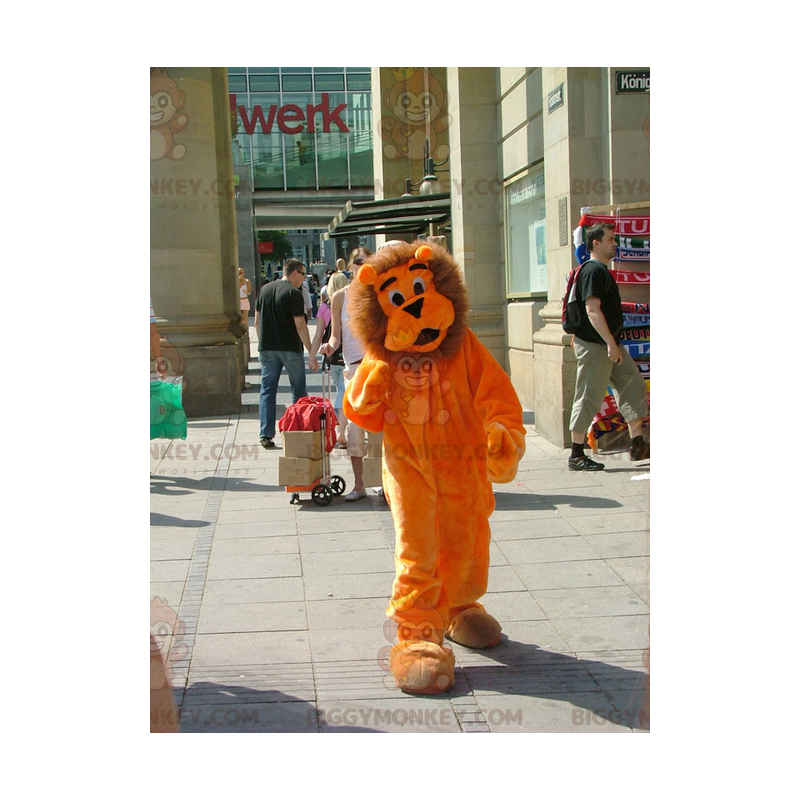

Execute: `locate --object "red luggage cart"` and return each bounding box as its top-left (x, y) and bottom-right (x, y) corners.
top-left (279, 364), bottom-right (347, 507)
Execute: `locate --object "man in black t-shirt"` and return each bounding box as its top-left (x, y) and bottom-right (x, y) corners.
top-left (567, 223), bottom-right (650, 470)
top-left (254, 259), bottom-right (319, 448)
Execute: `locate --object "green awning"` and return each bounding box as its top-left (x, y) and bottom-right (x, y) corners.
top-left (326, 193), bottom-right (450, 239)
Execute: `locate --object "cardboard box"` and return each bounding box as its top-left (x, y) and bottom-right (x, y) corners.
top-left (367, 432), bottom-right (383, 458)
top-left (361, 456), bottom-right (383, 488)
top-left (278, 456), bottom-right (323, 487)
top-left (282, 430), bottom-right (323, 460)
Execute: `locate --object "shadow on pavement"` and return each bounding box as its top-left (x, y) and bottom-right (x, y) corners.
top-left (452, 638), bottom-right (649, 731)
top-left (493, 491), bottom-right (623, 511)
top-left (176, 682), bottom-right (377, 733)
top-left (150, 513), bottom-right (211, 528)
top-left (150, 474), bottom-right (283, 495)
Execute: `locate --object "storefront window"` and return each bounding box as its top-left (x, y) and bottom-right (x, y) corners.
top-left (505, 167), bottom-right (547, 297)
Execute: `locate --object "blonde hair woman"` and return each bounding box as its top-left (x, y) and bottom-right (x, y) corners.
top-left (238, 268), bottom-right (252, 324)
top-left (310, 269), bottom-right (351, 446)
top-left (319, 247), bottom-right (372, 499)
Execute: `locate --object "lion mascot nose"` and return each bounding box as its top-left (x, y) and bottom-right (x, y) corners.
top-left (404, 298), bottom-right (424, 319)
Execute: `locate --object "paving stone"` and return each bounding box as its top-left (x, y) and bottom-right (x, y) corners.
top-left (203, 576), bottom-right (305, 604)
top-left (190, 630), bottom-right (313, 667)
top-left (198, 601), bottom-right (307, 634)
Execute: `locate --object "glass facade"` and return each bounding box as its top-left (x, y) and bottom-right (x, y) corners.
top-left (229, 67), bottom-right (374, 192)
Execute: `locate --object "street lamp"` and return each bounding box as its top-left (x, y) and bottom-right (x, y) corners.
top-left (419, 157), bottom-right (441, 195)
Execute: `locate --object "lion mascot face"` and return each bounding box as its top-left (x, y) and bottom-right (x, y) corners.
top-left (348, 240), bottom-right (469, 361)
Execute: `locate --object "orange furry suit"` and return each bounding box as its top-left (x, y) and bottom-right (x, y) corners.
top-left (343, 241), bottom-right (526, 694)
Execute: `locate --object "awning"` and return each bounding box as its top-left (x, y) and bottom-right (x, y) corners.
top-left (325, 192), bottom-right (451, 239)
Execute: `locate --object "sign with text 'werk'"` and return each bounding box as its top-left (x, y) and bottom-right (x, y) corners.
top-left (230, 93), bottom-right (350, 135)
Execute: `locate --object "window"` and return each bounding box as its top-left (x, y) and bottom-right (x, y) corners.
top-left (346, 72), bottom-right (370, 91)
top-left (227, 74), bottom-right (247, 92)
top-left (281, 73), bottom-right (312, 92)
top-left (314, 73), bottom-right (345, 91)
top-left (505, 167), bottom-right (547, 296)
top-left (249, 74), bottom-right (279, 91)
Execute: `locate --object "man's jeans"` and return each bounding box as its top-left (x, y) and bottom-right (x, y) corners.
top-left (259, 350), bottom-right (308, 440)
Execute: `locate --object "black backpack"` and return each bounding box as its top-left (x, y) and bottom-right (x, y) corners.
top-left (561, 263), bottom-right (586, 334)
top-left (322, 319), bottom-right (344, 367)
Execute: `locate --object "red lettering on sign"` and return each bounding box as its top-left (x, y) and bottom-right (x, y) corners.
top-left (230, 92), bottom-right (350, 134)
top-left (278, 104), bottom-right (305, 134)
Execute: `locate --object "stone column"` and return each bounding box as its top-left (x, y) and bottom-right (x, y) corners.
top-left (150, 67), bottom-right (244, 416)
top-left (234, 163), bottom-right (258, 385)
top-left (446, 67), bottom-right (507, 367)
top-left (533, 67), bottom-right (609, 446)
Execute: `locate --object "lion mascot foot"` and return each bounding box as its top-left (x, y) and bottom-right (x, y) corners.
top-left (390, 640), bottom-right (455, 695)
top-left (445, 605), bottom-right (502, 649)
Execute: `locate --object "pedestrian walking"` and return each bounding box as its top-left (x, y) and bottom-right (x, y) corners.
top-left (254, 258), bottom-right (319, 449)
top-left (567, 223), bottom-right (650, 471)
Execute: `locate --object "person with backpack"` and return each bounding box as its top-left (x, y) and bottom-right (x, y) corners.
top-left (566, 222), bottom-right (650, 471)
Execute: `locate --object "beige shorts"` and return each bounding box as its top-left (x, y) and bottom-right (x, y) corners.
top-left (343, 371), bottom-right (367, 458)
top-left (569, 337), bottom-right (649, 434)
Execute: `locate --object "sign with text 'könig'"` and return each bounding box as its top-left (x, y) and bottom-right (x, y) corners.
top-left (230, 93), bottom-right (350, 134)
top-left (615, 70), bottom-right (650, 94)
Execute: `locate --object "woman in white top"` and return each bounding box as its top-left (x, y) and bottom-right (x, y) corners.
top-left (309, 270), bottom-right (350, 446)
top-left (238, 268), bottom-right (252, 324)
top-left (320, 247), bottom-right (371, 501)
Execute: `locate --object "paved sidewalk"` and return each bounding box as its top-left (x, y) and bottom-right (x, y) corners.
top-left (150, 322), bottom-right (650, 733)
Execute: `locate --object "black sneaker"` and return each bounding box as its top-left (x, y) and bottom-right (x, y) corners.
top-left (260, 437), bottom-right (275, 449)
top-left (568, 455), bottom-right (605, 471)
top-left (629, 436), bottom-right (650, 461)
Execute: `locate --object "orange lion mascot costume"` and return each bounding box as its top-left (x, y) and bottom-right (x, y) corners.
top-left (344, 240), bottom-right (526, 695)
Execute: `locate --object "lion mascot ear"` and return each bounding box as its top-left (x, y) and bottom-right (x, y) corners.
top-left (357, 264), bottom-right (378, 286)
top-left (414, 244), bottom-right (433, 263)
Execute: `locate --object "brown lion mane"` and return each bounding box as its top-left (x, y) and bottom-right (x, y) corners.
top-left (347, 240), bottom-right (470, 362)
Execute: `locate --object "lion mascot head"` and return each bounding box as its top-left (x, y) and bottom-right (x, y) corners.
top-left (348, 240), bottom-right (469, 362)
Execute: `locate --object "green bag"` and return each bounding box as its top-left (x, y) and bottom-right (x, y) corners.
top-left (150, 378), bottom-right (187, 440)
